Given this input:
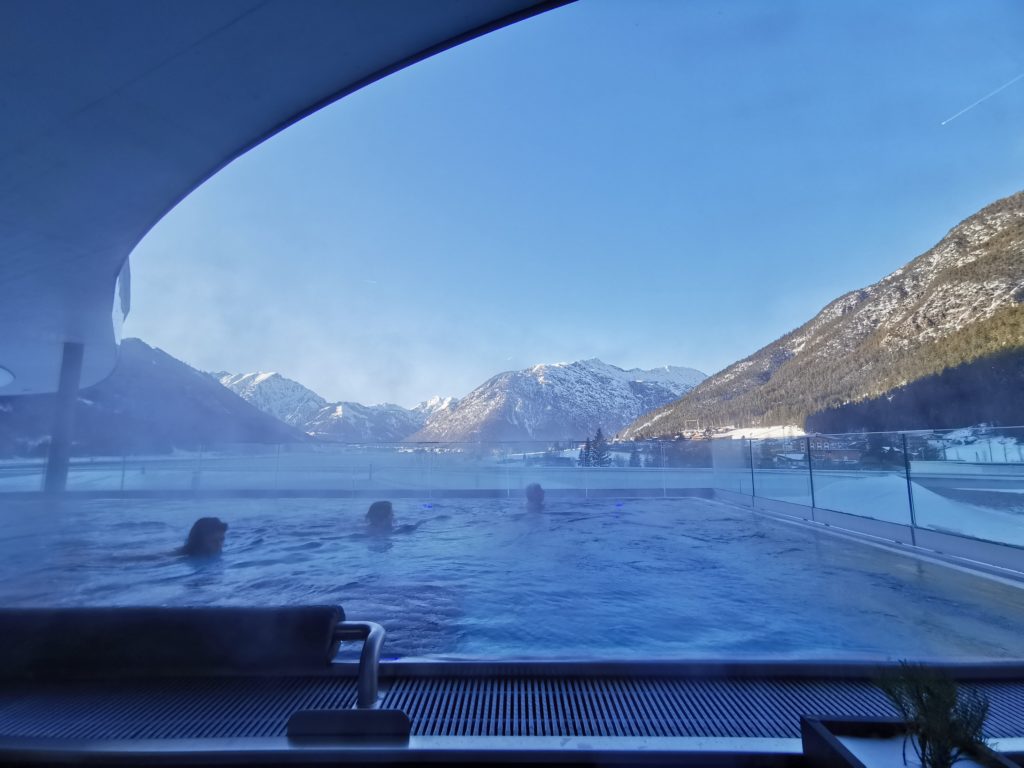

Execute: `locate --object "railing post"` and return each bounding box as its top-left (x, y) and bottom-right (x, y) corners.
top-left (748, 438), bottom-right (756, 502)
top-left (119, 454), bottom-right (127, 493)
top-left (661, 442), bottom-right (667, 498)
top-left (806, 436), bottom-right (816, 521)
top-left (902, 432), bottom-right (918, 546)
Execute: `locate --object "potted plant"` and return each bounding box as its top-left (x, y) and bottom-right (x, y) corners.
top-left (801, 662), bottom-right (1016, 768)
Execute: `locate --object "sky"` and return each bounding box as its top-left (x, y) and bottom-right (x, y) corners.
top-left (125, 0), bottom-right (1024, 408)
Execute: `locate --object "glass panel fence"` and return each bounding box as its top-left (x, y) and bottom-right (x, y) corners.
top-left (16, 440), bottom-right (714, 497)
top-left (6, 430), bottom-right (1022, 552)
top-left (808, 431), bottom-right (913, 526)
top-left (750, 437), bottom-right (813, 506)
top-left (710, 437), bottom-right (753, 495)
top-left (905, 426), bottom-right (1024, 548)
top-left (0, 455), bottom-right (46, 492)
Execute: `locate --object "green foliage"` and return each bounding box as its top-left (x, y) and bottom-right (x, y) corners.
top-left (577, 439), bottom-right (592, 467)
top-left (878, 662), bottom-right (990, 768)
top-left (590, 428), bottom-right (611, 467)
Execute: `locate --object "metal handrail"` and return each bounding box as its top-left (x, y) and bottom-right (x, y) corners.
top-left (333, 621), bottom-right (385, 709)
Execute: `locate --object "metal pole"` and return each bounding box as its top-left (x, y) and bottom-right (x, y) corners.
top-left (901, 433), bottom-right (917, 546)
top-left (661, 442), bottom-right (667, 498)
top-left (806, 436), bottom-right (816, 520)
top-left (43, 342), bottom-right (85, 494)
top-left (119, 453), bottom-right (127, 493)
top-left (748, 438), bottom-right (756, 502)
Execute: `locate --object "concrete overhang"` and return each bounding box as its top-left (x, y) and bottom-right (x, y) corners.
top-left (0, 0), bottom-right (571, 394)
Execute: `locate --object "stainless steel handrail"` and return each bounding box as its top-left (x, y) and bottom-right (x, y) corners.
top-left (333, 621), bottom-right (385, 709)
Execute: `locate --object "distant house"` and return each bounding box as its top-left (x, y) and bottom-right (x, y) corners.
top-left (775, 452), bottom-right (806, 467)
top-left (815, 449), bottom-right (862, 465)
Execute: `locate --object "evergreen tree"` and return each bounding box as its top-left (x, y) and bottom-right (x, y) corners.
top-left (591, 428), bottom-right (611, 467)
top-left (629, 447), bottom-right (642, 467)
top-left (578, 439), bottom-right (592, 467)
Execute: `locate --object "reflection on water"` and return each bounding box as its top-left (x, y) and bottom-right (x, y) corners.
top-left (0, 497), bottom-right (1022, 660)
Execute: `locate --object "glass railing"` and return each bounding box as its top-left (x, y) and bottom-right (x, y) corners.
top-left (725, 426), bottom-right (1024, 549)
top-left (903, 427), bottom-right (1024, 548)
top-left (4, 440), bottom-right (715, 497)
top-left (808, 431), bottom-right (911, 526)
top-left (751, 437), bottom-right (814, 507)
top-left (4, 428), bottom-right (1021, 549)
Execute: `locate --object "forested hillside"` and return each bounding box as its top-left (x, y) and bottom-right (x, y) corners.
top-left (622, 191), bottom-right (1024, 438)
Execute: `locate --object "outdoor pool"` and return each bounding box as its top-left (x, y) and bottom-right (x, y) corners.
top-left (1, 496), bottom-right (1022, 660)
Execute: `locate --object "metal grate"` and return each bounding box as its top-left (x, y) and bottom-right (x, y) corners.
top-left (2, 675), bottom-right (1024, 741)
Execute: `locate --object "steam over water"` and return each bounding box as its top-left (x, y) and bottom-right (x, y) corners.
top-left (0, 497), bottom-right (1022, 660)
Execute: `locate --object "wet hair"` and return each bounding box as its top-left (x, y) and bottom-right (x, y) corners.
top-left (366, 500), bottom-right (394, 528)
top-left (183, 517), bottom-right (228, 556)
top-left (525, 483), bottom-right (545, 507)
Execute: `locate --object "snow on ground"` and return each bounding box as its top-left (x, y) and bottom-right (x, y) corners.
top-left (935, 435), bottom-right (1024, 464)
top-left (719, 425), bottom-right (806, 440)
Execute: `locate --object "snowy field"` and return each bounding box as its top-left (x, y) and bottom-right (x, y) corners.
top-left (0, 496), bottom-right (1021, 661)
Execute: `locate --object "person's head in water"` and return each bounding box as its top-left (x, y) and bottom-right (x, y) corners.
top-left (525, 483), bottom-right (545, 509)
top-left (367, 500), bottom-right (394, 530)
top-left (183, 517), bottom-right (228, 556)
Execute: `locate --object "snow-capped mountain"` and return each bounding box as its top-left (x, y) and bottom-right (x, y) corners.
top-left (217, 371), bottom-right (454, 442)
top-left (410, 359), bottom-right (706, 442)
top-left (413, 395), bottom-right (459, 418)
top-left (303, 401), bottom-right (425, 442)
top-left (217, 372), bottom-right (326, 427)
top-left (622, 190), bottom-right (1024, 438)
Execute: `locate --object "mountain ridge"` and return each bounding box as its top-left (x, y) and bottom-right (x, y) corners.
top-left (412, 358), bottom-right (705, 442)
top-left (217, 371), bottom-right (459, 442)
top-left (621, 190), bottom-right (1024, 438)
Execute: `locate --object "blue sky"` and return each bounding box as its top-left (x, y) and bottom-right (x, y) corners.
top-left (125, 0), bottom-right (1024, 407)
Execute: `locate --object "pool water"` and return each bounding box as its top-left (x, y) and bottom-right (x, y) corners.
top-left (1, 496), bottom-right (1022, 660)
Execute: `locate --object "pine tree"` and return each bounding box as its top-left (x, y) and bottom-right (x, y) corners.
top-left (578, 439), bottom-right (592, 467)
top-left (591, 428), bottom-right (611, 467)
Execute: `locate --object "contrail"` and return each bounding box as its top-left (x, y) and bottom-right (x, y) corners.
top-left (941, 71), bottom-right (1024, 126)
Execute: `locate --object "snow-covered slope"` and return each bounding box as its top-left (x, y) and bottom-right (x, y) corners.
top-left (410, 359), bottom-right (706, 442)
top-left (413, 395), bottom-right (459, 418)
top-left (217, 372), bottom-right (326, 427)
top-left (304, 401), bottom-right (425, 442)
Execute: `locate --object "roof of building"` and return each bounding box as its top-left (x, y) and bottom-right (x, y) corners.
top-left (0, 0), bottom-right (569, 394)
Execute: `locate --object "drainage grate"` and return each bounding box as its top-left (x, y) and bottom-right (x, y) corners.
top-left (2, 675), bottom-right (1024, 741)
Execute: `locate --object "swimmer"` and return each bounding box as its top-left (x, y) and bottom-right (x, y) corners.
top-left (366, 500), bottom-right (395, 530)
top-left (180, 517), bottom-right (228, 556)
top-left (365, 500), bottom-right (421, 534)
top-left (525, 483), bottom-right (545, 510)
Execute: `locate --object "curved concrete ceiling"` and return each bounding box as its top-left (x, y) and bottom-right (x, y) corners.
top-left (0, 0), bottom-right (571, 395)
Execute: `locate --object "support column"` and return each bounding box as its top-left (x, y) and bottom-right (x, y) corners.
top-left (43, 342), bottom-right (84, 494)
